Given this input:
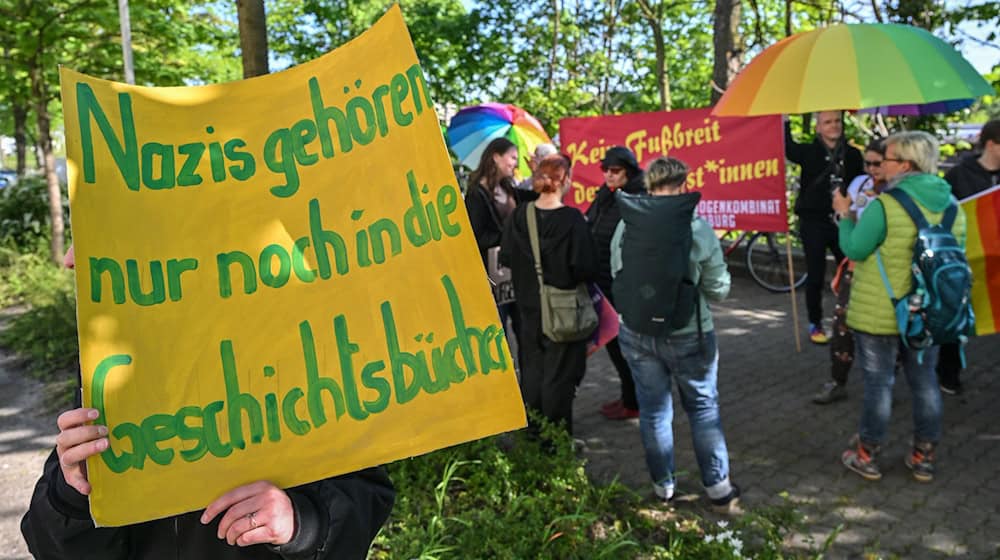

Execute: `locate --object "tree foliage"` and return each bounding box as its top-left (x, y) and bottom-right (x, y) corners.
top-left (0, 0), bottom-right (997, 258)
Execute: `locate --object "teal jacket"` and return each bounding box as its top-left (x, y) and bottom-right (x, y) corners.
top-left (611, 216), bottom-right (730, 335)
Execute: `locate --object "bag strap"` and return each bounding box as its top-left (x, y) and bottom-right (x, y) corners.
top-left (476, 184), bottom-right (505, 231)
top-left (525, 202), bottom-right (544, 287)
top-left (875, 248), bottom-right (898, 305)
top-left (884, 189), bottom-right (929, 230)
top-left (940, 202), bottom-right (958, 231)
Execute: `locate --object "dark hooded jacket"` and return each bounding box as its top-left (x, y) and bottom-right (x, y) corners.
top-left (584, 147), bottom-right (645, 300)
top-left (21, 384), bottom-right (395, 560)
top-left (944, 152), bottom-right (1000, 200)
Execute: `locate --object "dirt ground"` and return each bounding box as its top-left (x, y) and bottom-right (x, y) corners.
top-left (0, 311), bottom-right (58, 560)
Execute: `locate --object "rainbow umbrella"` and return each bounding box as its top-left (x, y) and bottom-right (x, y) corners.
top-left (447, 103), bottom-right (553, 178)
top-left (857, 98), bottom-right (975, 116)
top-left (712, 23), bottom-right (992, 116)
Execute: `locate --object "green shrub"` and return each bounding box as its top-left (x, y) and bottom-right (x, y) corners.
top-left (0, 250), bottom-right (79, 384)
top-left (0, 176), bottom-right (67, 250)
top-left (373, 417), bottom-right (806, 559)
top-left (0, 247), bottom-right (70, 307)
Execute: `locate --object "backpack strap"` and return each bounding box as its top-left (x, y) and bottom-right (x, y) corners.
top-left (525, 202), bottom-right (544, 288)
top-left (875, 248), bottom-right (898, 305)
top-left (940, 201), bottom-right (958, 231)
top-left (884, 188), bottom-right (929, 230)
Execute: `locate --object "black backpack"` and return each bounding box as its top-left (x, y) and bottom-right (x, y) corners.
top-left (612, 191), bottom-right (701, 337)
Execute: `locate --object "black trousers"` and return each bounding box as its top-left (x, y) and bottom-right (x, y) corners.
top-left (518, 310), bottom-right (588, 435)
top-left (800, 216), bottom-right (844, 325)
top-left (937, 342), bottom-right (963, 386)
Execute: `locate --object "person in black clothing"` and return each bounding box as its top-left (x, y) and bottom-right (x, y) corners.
top-left (465, 137), bottom-right (530, 355)
top-left (465, 137), bottom-right (522, 262)
top-left (937, 119), bottom-right (1000, 395)
top-left (21, 247), bottom-right (395, 560)
top-left (585, 146), bottom-right (645, 420)
top-left (785, 111), bottom-right (863, 344)
top-left (500, 154), bottom-right (598, 435)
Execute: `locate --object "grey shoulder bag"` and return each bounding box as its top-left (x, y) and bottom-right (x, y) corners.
top-left (526, 202), bottom-right (598, 342)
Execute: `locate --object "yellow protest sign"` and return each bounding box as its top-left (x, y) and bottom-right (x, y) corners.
top-left (60, 6), bottom-right (526, 527)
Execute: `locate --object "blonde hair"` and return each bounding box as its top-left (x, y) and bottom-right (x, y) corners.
top-left (644, 157), bottom-right (689, 192)
top-left (885, 131), bottom-right (939, 174)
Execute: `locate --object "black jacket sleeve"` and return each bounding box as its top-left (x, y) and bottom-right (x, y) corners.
top-left (464, 187), bottom-right (502, 257)
top-left (21, 450), bottom-right (131, 560)
top-left (784, 122), bottom-right (808, 165)
top-left (844, 145), bottom-right (864, 187)
top-left (273, 467), bottom-right (395, 560)
top-left (498, 205), bottom-right (519, 269)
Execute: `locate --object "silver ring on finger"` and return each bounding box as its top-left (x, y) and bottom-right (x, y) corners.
top-left (248, 511), bottom-right (258, 529)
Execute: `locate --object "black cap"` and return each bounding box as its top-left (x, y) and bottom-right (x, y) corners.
top-left (601, 146), bottom-right (641, 175)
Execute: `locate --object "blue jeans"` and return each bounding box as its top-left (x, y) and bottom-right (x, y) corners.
top-left (618, 325), bottom-right (731, 492)
top-left (855, 332), bottom-right (942, 446)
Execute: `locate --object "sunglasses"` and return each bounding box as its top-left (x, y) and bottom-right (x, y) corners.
top-left (864, 160), bottom-right (882, 168)
top-left (601, 165), bottom-right (625, 174)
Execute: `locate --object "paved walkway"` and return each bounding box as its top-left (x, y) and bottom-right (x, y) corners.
top-left (2, 275), bottom-right (997, 558)
top-left (574, 271), bottom-right (1000, 559)
top-left (0, 308), bottom-right (58, 560)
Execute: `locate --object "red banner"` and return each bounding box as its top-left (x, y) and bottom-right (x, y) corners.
top-left (559, 108), bottom-right (788, 232)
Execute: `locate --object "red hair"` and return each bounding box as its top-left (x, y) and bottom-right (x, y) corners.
top-left (532, 154), bottom-right (571, 194)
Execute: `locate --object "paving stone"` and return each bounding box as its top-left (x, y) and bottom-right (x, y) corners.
top-left (575, 274), bottom-right (1000, 558)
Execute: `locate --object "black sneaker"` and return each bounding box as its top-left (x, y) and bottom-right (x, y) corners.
top-left (905, 442), bottom-right (935, 482)
top-left (710, 484), bottom-right (742, 515)
top-left (939, 379), bottom-right (963, 396)
top-left (812, 381), bottom-right (847, 404)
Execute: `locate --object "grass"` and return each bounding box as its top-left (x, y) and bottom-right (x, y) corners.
top-left (372, 416), bottom-right (813, 559)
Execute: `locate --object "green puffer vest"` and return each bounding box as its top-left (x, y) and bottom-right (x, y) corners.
top-left (847, 181), bottom-right (966, 335)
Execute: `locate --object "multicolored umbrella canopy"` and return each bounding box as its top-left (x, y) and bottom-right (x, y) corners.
top-left (712, 23), bottom-right (993, 116)
top-left (447, 103), bottom-right (553, 178)
top-left (856, 98), bottom-right (975, 116)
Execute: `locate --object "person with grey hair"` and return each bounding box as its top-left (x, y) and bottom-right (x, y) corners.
top-left (609, 156), bottom-right (740, 513)
top-left (832, 130), bottom-right (967, 483)
top-left (937, 119), bottom-right (1000, 395)
top-left (515, 143), bottom-right (560, 191)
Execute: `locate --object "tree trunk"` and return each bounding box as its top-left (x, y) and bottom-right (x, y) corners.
top-left (13, 101), bottom-right (28, 176)
top-left (651, 24), bottom-right (670, 111)
top-left (237, 0), bottom-right (269, 78)
top-left (784, 0), bottom-right (792, 37)
top-left (30, 65), bottom-right (64, 263)
top-left (546, 0), bottom-right (560, 95)
top-left (871, 0), bottom-right (884, 23)
top-left (635, 1), bottom-right (670, 111)
top-left (711, 0), bottom-right (742, 104)
top-left (601, 1), bottom-right (616, 113)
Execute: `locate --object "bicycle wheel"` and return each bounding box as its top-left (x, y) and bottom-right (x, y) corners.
top-left (745, 231), bottom-right (808, 293)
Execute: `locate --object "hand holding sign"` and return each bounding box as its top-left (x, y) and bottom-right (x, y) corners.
top-left (54, 408), bottom-right (108, 496)
top-left (201, 481), bottom-right (295, 547)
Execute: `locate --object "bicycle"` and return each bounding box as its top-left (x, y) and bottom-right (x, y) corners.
top-left (719, 229), bottom-right (807, 293)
